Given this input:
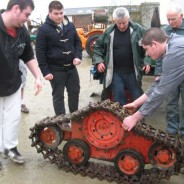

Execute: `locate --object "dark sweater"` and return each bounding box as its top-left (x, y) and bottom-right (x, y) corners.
top-left (0, 11), bottom-right (34, 96)
top-left (113, 25), bottom-right (134, 73)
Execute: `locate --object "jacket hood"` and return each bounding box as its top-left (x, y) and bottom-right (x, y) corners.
top-left (45, 15), bottom-right (69, 28)
top-left (0, 9), bottom-right (6, 14)
top-left (0, 9), bottom-right (7, 34)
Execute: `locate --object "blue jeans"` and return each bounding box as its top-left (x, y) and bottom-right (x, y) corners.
top-left (111, 69), bottom-right (143, 106)
top-left (166, 81), bottom-right (184, 135)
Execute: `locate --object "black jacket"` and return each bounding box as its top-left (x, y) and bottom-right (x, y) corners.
top-left (0, 12), bottom-right (34, 96)
top-left (36, 16), bottom-right (82, 77)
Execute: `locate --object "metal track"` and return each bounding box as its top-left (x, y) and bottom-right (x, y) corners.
top-left (29, 100), bottom-right (184, 184)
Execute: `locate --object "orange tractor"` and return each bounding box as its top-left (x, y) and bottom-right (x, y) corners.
top-left (76, 9), bottom-right (108, 57)
top-left (30, 100), bottom-right (183, 183)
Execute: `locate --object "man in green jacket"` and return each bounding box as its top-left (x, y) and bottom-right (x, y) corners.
top-left (92, 7), bottom-right (150, 105)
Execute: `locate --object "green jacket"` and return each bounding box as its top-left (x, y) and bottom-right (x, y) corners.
top-left (92, 21), bottom-right (148, 88)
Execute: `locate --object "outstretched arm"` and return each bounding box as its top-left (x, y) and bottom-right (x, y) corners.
top-left (122, 93), bottom-right (148, 131)
top-left (123, 93), bottom-right (148, 114)
top-left (26, 59), bottom-right (42, 96)
top-left (122, 111), bottom-right (143, 131)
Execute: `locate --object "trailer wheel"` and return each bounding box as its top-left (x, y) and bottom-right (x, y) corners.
top-left (63, 139), bottom-right (90, 166)
top-left (39, 125), bottom-right (63, 150)
top-left (148, 142), bottom-right (177, 169)
top-left (86, 34), bottom-right (101, 57)
top-left (114, 149), bottom-right (145, 176)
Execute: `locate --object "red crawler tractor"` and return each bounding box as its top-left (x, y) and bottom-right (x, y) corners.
top-left (29, 100), bottom-right (184, 183)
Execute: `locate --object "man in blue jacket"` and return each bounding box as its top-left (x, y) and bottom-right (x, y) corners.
top-left (36, 1), bottom-right (82, 124)
top-left (0, 0), bottom-right (42, 168)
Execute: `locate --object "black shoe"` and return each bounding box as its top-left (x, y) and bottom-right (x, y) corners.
top-left (180, 167), bottom-right (184, 174)
top-left (5, 147), bottom-right (25, 164)
top-left (21, 104), bottom-right (29, 113)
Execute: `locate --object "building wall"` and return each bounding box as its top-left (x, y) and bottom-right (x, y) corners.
top-left (66, 2), bottom-right (160, 28)
top-left (170, 0), bottom-right (184, 12)
top-left (72, 15), bottom-right (92, 28)
top-left (140, 2), bottom-right (160, 27)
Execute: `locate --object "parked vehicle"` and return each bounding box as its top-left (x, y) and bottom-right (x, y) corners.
top-left (76, 9), bottom-right (108, 57)
top-left (30, 100), bottom-right (183, 183)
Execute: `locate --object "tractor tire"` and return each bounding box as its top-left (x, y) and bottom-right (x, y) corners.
top-left (86, 34), bottom-right (101, 57)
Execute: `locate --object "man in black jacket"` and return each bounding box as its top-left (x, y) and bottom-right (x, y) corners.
top-left (36, 1), bottom-right (82, 122)
top-left (0, 0), bottom-right (42, 167)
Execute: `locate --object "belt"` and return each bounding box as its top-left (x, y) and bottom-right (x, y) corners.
top-left (63, 51), bottom-right (71, 55)
top-left (63, 64), bottom-right (71, 66)
top-left (61, 64), bottom-right (75, 70)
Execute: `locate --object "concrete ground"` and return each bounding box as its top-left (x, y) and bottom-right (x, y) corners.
top-left (0, 51), bottom-right (184, 184)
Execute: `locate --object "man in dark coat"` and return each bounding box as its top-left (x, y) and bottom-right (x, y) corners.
top-left (36, 1), bottom-right (82, 121)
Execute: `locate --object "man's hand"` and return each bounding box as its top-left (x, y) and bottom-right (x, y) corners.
top-left (123, 102), bottom-right (138, 115)
top-left (97, 63), bottom-right (105, 73)
top-left (122, 111), bottom-right (143, 131)
top-left (34, 78), bottom-right (42, 96)
top-left (44, 73), bottom-right (53, 81)
top-left (154, 76), bottom-right (160, 81)
top-left (73, 58), bottom-right (81, 65)
top-left (122, 116), bottom-right (137, 131)
top-left (142, 65), bottom-right (150, 74)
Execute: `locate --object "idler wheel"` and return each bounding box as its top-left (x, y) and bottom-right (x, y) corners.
top-left (39, 125), bottom-right (63, 149)
top-left (114, 149), bottom-right (145, 176)
top-left (148, 142), bottom-right (176, 169)
top-left (63, 139), bottom-right (90, 166)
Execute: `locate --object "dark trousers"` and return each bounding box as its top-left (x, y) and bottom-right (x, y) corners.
top-left (111, 69), bottom-right (143, 106)
top-left (50, 67), bottom-right (80, 115)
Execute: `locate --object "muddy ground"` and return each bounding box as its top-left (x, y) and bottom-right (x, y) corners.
top-left (0, 51), bottom-right (184, 184)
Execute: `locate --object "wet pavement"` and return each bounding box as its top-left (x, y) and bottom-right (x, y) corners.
top-left (0, 51), bottom-right (184, 184)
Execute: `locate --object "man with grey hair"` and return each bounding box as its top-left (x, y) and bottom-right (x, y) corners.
top-left (93, 7), bottom-right (150, 105)
top-left (155, 5), bottom-right (184, 139)
top-left (36, 1), bottom-right (82, 120)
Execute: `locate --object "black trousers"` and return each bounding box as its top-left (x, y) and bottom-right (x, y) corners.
top-left (50, 67), bottom-right (80, 115)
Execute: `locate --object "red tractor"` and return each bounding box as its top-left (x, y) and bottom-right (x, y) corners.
top-left (30, 100), bottom-right (183, 183)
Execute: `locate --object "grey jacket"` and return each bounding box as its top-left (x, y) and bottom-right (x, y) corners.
top-left (155, 20), bottom-right (184, 75)
top-left (139, 34), bottom-right (184, 116)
